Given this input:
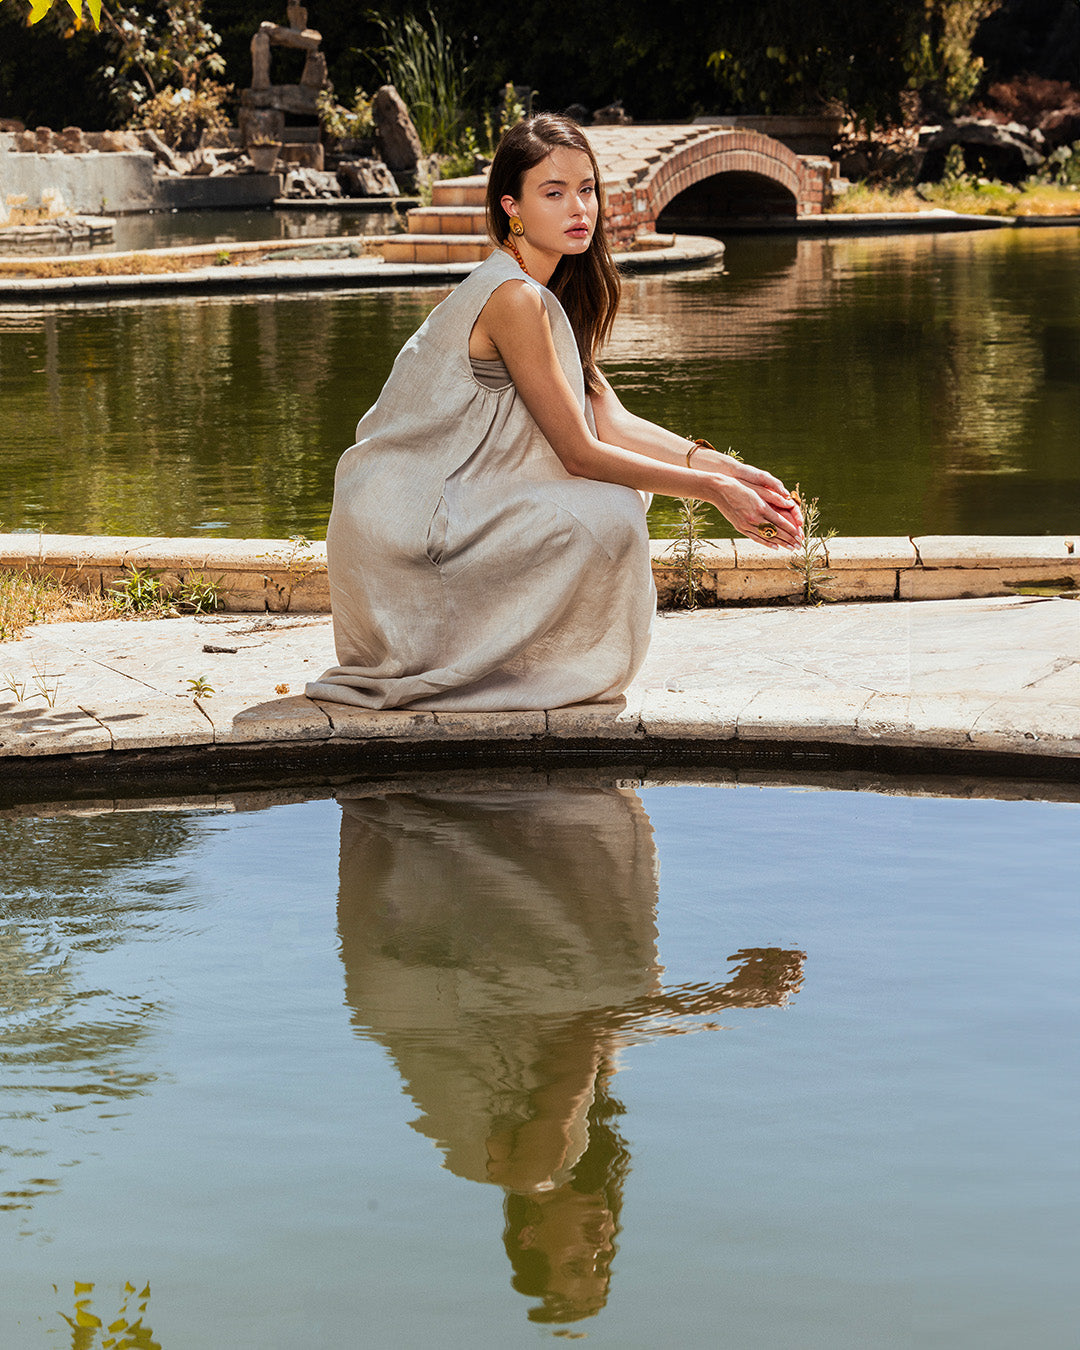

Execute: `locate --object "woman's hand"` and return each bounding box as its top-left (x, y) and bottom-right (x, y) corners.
top-left (707, 475), bottom-right (804, 551)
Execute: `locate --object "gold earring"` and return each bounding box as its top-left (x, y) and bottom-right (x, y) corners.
top-left (509, 215), bottom-right (524, 236)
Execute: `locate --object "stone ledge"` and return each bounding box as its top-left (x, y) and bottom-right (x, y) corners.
top-left (2, 534), bottom-right (1078, 612)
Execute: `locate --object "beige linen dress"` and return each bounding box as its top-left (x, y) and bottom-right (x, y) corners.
top-left (305, 248), bottom-right (655, 711)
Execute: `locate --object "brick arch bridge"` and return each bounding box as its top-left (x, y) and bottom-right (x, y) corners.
top-left (386, 124), bottom-right (836, 264)
top-left (587, 125), bottom-right (836, 243)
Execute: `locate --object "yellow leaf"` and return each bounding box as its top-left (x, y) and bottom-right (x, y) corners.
top-left (139, 1283), bottom-right (150, 1299)
top-left (85, 0), bottom-right (101, 25)
top-left (109, 1317), bottom-right (129, 1332)
top-left (74, 1282), bottom-right (94, 1295)
top-left (75, 1309), bottom-right (103, 1329)
top-left (124, 1282), bottom-right (136, 1294)
top-left (27, 0), bottom-right (52, 24)
top-left (64, 0), bottom-right (80, 18)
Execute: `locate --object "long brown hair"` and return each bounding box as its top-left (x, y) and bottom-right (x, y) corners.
top-left (486, 114), bottom-right (620, 395)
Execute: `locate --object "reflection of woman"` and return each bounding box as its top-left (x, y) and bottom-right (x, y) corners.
top-left (306, 115), bottom-right (801, 713)
top-left (336, 783), bottom-right (804, 1326)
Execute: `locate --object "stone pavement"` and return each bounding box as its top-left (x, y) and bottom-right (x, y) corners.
top-left (0, 233), bottom-right (723, 300)
top-left (1, 596), bottom-right (1077, 782)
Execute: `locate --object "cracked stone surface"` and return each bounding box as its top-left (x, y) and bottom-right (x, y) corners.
top-left (1, 596), bottom-right (1077, 765)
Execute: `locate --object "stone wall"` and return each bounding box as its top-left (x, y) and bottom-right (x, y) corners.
top-left (0, 137), bottom-right (155, 215)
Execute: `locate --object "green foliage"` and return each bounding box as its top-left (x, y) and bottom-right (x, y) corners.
top-left (185, 674), bottom-right (213, 697)
top-left (316, 86), bottom-right (374, 143)
top-left (174, 571), bottom-right (222, 611)
top-left (367, 5), bottom-right (470, 154)
top-left (665, 496), bottom-right (713, 609)
top-left (787, 485), bottom-right (835, 604)
top-left (109, 565), bottom-right (163, 611)
top-left (908, 0), bottom-right (1005, 116)
top-left (108, 565), bottom-right (222, 614)
top-left (1033, 141), bottom-right (1080, 189)
top-left (128, 78), bottom-right (230, 147)
top-left (101, 0), bottom-right (229, 137)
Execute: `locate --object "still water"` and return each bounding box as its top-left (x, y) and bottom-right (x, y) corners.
top-left (83, 207), bottom-right (395, 254)
top-left (1, 226), bottom-right (1078, 539)
top-left (1, 776), bottom-right (1077, 1348)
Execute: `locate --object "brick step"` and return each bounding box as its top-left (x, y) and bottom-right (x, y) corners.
top-left (381, 234), bottom-right (494, 264)
top-left (407, 205), bottom-right (488, 235)
top-left (430, 175), bottom-right (487, 207)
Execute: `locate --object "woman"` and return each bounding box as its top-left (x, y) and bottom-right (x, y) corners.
top-left (306, 114), bottom-right (802, 712)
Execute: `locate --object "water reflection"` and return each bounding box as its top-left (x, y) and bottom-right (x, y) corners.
top-left (336, 785), bottom-right (804, 1324)
top-left (0, 814), bottom-right (187, 1223)
top-left (2, 228), bottom-right (1078, 538)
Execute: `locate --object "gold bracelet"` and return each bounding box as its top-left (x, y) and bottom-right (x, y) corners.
top-left (685, 436), bottom-right (716, 467)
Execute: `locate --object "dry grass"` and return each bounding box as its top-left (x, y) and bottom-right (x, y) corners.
top-left (0, 252), bottom-right (232, 280)
top-left (831, 180), bottom-right (1080, 217)
top-left (0, 569), bottom-right (115, 643)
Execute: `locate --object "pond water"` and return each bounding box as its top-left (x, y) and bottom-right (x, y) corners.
top-left (99, 206), bottom-right (397, 255)
top-left (1, 775), bottom-right (1077, 1348)
top-left (1, 226), bottom-right (1078, 539)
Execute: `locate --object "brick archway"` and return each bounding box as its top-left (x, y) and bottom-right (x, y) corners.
top-left (588, 126), bottom-right (833, 244)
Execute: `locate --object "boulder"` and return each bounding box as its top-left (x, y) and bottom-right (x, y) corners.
top-left (336, 157), bottom-right (399, 197)
top-left (283, 166), bottom-right (342, 198)
top-left (1039, 108), bottom-right (1080, 150)
top-left (592, 101), bottom-right (632, 125)
top-left (134, 128), bottom-right (187, 174)
top-left (921, 117), bottom-right (1046, 182)
top-left (373, 85), bottom-right (423, 174)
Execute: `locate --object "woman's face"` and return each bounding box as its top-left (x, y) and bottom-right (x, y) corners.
top-left (501, 146), bottom-right (599, 263)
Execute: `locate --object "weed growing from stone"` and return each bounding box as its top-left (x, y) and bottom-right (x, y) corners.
top-left (1, 662), bottom-right (60, 707)
top-left (108, 566), bottom-right (222, 615)
top-left (665, 497), bottom-right (713, 610)
top-left (109, 566), bottom-right (165, 613)
top-left (788, 484), bottom-right (836, 604)
top-left (175, 573), bottom-right (222, 613)
top-left (261, 536), bottom-right (322, 612)
top-left (186, 676), bottom-right (214, 699)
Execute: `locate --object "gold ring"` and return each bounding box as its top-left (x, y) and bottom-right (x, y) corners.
top-left (757, 522), bottom-right (778, 539)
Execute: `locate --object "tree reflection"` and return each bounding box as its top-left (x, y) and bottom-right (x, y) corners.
top-left (0, 813), bottom-right (191, 1221)
top-left (335, 784), bottom-right (804, 1326)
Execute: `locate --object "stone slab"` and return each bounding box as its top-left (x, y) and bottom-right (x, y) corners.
top-left (736, 686), bottom-right (876, 742)
top-left (913, 535), bottom-right (1078, 566)
top-left (826, 537), bottom-right (916, 568)
top-left (202, 693), bottom-right (331, 745)
top-left (545, 695), bottom-right (645, 739)
top-left (314, 702), bottom-right (436, 740)
top-left (969, 696), bottom-right (1080, 756)
top-left (429, 710), bottom-right (547, 739)
top-left (638, 689), bottom-right (741, 739)
top-left (0, 701), bottom-right (112, 756)
top-left (901, 565), bottom-right (1080, 601)
top-left (78, 697), bottom-right (214, 751)
top-left (822, 569), bottom-right (898, 601)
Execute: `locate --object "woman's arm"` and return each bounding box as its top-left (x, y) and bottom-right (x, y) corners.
top-left (590, 372), bottom-right (797, 514)
top-left (479, 280), bottom-right (803, 549)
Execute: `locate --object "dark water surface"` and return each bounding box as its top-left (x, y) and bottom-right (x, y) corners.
top-left (1, 226), bottom-right (1078, 539)
top-left (98, 206), bottom-right (395, 253)
top-left (0, 777), bottom-right (1077, 1348)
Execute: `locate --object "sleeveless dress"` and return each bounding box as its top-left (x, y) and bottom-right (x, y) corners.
top-left (305, 248), bottom-right (655, 712)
